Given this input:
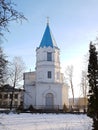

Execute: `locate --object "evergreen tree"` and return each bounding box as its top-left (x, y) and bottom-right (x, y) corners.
top-left (87, 42), bottom-right (98, 130)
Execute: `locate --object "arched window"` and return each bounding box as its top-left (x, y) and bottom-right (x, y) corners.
top-left (46, 93), bottom-right (54, 108)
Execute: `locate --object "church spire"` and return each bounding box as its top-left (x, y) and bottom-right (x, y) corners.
top-left (39, 21), bottom-right (58, 48)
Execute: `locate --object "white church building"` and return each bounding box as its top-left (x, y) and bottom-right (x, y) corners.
top-left (23, 22), bottom-right (69, 110)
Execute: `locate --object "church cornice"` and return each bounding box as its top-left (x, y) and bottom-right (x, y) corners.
top-left (36, 81), bottom-right (63, 85)
top-left (36, 61), bottom-right (60, 65)
top-left (36, 46), bottom-right (60, 51)
top-left (36, 64), bottom-right (61, 69)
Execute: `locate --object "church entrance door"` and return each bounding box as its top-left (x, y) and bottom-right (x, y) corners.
top-left (46, 93), bottom-right (54, 109)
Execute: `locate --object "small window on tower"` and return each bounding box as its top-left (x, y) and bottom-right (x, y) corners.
top-left (47, 71), bottom-right (52, 78)
top-left (47, 52), bottom-right (52, 61)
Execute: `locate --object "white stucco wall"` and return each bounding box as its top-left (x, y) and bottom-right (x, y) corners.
top-left (36, 47), bottom-right (60, 63)
top-left (24, 85), bottom-right (36, 108)
top-left (23, 72), bottom-right (36, 108)
top-left (36, 47), bottom-right (63, 84)
top-left (23, 44), bottom-right (69, 110)
top-left (35, 83), bottom-right (63, 109)
top-left (23, 72), bottom-right (36, 85)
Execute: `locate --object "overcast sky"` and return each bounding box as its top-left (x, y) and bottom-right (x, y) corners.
top-left (3, 0), bottom-right (98, 97)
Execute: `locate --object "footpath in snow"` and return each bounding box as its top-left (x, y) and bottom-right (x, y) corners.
top-left (0, 113), bottom-right (93, 130)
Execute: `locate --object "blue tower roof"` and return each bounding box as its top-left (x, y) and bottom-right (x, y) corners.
top-left (39, 24), bottom-right (58, 48)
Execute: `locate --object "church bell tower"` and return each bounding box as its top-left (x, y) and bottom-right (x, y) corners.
top-left (36, 22), bottom-right (62, 84)
top-left (23, 21), bottom-right (69, 110)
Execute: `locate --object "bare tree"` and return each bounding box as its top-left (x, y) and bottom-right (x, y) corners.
top-left (0, 45), bottom-right (8, 86)
top-left (7, 56), bottom-right (25, 88)
top-left (79, 54), bottom-right (89, 108)
top-left (0, 0), bottom-right (27, 37)
top-left (6, 56), bottom-right (25, 110)
top-left (80, 70), bottom-right (88, 110)
top-left (80, 70), bottom-right (88, 97)
top-left (65, 65), bottom-right (74, 106)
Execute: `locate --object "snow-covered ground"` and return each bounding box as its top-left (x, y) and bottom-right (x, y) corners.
top-left (0, 113), bottom-right (93, 130)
